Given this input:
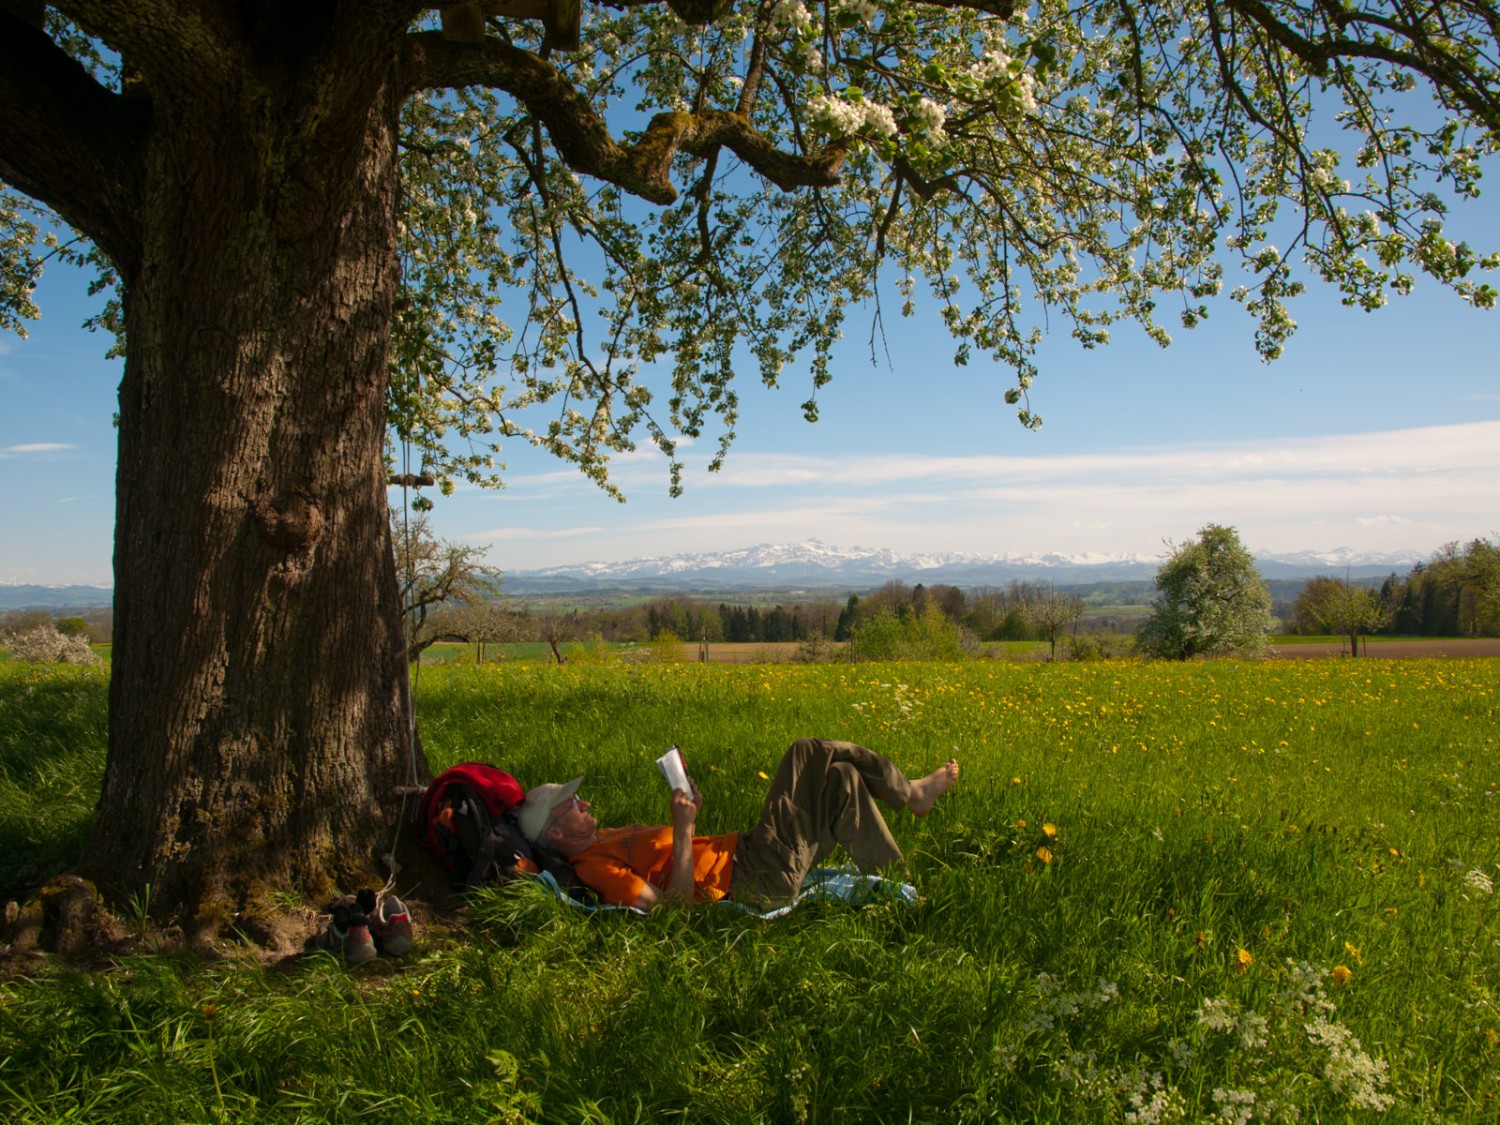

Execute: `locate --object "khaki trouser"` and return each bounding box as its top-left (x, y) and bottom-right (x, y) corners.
top-left (729, 738), bottom-right (914, 907)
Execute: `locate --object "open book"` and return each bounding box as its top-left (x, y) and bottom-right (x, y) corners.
top-left (655, 744), bottom-right (691, 794)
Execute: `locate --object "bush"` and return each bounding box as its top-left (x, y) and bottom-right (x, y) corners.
top-left (644, 631), bottom-right (685, 663)
top-left (8, 623), bottom-right (99, 666)
top-left (558, 636), bottom-right (618, 665)
top-left (853, 605), bottom-right (973, 661)
top-left (794, 633), bottom-right (838, 663)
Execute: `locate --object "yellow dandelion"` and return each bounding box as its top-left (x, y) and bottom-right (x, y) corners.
top-left (1235, 948), bottom-right (1253, 973)
top-left (1344, 941), bottom-right (1362, 964)
top-left (1331, 964), bottom-right (1353, 986)
top-left (757, 770), bottom-right (769, 780)
top-left (1042, 822), bottom-right (1058, 840)
top-left (1009, 777), bottom-right (1023, 787)
top-left (1015, 818), bottom-right (1027, 830)
top-left (1035, 846), bottom-right (1053, 865)
top-left (1486, 1029), bottom-right (1499, 1047)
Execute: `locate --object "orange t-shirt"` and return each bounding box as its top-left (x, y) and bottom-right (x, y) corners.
top-left (568, 825), bottom-right (738, 906)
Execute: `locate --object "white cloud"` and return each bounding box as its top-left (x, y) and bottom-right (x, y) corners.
top-left (1, 442), bottom-right (76, 456)
top-left (685, 419), bottom-right (1500, 492)
top-left (445, 418), bottom-right (1500, 567)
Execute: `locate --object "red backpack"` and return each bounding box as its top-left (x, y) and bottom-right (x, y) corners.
top-left (417, 762), bottom-right (590, 897)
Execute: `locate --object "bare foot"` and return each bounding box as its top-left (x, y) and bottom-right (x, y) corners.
top-left (907, 758), bottom-right (959, 816)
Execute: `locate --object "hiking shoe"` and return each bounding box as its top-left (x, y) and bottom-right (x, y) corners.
top-left (359, 888), bottom-right (414, 956)
top-left (319, 901), bottom-right (377, 965)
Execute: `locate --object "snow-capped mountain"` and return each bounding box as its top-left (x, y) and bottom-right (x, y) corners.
top-left (3, 542), bottom-right (1428, 607)
top-left (505, 539), bottom-right (1424, 593)
top-left (0, 583), bottom-right (113, 610)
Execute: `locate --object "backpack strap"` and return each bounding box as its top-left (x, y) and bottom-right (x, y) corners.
top-left (463, 816), bottom-right (528, 888)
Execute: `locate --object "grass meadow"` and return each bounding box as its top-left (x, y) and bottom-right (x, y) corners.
top-left (1, 656), bottom-right (1498, 1122)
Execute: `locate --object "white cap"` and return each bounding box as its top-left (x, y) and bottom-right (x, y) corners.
top-left (516, 776), bottom-right (584, 841)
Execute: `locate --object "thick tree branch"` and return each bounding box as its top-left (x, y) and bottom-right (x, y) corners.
top-left (403, 30), bottom-right (849, 203)
top-left (56, 1), bottom-right (422, 94)
top-left (0, 9), bottom-right (145, 272)
top-left (1220, 0), bottom-right (1500, 132)
top-left (54, 0), bottom-right (241, 86)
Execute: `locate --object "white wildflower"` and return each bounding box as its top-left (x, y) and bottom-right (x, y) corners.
top-left (1307, 1017), bottom-right (1394, 1110)
top-left (1464, 867), bottom-right (1494, 895)
top-left (1125, 1081), bottom-right (1186, 1124)
top-left (1196, 997), bottom-right (1239, 1033)
top-left (1212, 1087), bottom-right (1257, 1125)
top-left (1237, 1010), bottom-right (1270, 1051)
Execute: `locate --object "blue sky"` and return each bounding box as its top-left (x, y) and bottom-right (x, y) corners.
top-left (2, 220), bottom-right (1497, 587)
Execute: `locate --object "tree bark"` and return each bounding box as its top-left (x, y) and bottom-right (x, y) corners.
top-left (77, 33), bottom-right (426, 940)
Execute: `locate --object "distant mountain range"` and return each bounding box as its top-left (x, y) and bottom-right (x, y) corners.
top-left (502, 539), bottom-right (1426, 595)
top-left (0, 584), bottom-right (114, 611)
top-left (2, 541), bottom-right (1428, 607)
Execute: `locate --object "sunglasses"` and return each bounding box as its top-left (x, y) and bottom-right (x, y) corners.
top-left (546, 793), bottom-right (587, 828)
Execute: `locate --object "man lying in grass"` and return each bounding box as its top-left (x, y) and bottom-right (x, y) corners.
top-left (517, 738), bottom-right (960, 910)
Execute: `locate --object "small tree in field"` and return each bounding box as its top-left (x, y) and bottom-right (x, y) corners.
top-left (395, 513), bottom-right (503, 662)
top-left (1293, 575), bottom-right (1394, 655)
top-left (1138, 525), bottom-right (1272, 661)
top-left (1021, 584), bottom-right (1084, 661)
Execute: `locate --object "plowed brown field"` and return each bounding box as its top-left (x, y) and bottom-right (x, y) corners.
top-left (1266, 637), bottom-right (1500, 659)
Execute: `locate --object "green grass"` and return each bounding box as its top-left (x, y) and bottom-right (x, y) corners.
top-left (2, 658), bottom-right (1499, 1122)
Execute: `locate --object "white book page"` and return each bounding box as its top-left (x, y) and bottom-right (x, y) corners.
top-left (655, 745), bottom-right (690, 793)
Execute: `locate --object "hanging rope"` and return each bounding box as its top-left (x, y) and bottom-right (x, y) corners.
top-left (379, 435), bottom-right (426, 897)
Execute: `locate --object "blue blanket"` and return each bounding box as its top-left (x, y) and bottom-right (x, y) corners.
top-left (535, 866), bottom-right (918, 918)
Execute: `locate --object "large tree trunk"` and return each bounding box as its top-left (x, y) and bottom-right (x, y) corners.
top-left (79, 38), bottom-right (426, 940)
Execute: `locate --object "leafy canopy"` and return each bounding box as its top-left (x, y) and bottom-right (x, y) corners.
top-left (4, 0), bottom-right (1497, 498)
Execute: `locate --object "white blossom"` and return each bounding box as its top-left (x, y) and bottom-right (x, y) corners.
top-left (837, 0), bottom-right (879, 25)
top-left (808, 93), bottom-right (897, 139)
top-left (910, 96), bottom-right (948, 137)
top-left (770, 0), bottom-right (814, 32)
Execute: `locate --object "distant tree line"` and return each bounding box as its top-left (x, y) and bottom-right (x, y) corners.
top-left (1286, 538), bottom-right (1500, 640)
top-left (0, 608), bottom-right (112, 644)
